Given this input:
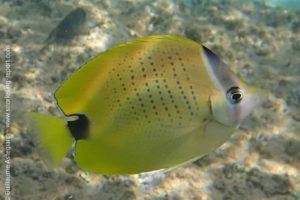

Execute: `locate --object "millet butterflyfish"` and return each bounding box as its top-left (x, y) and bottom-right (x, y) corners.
top-left (30, 35), bottom-right (261, 174)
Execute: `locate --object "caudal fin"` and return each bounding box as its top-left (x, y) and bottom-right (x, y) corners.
top-left (29, 112), bottom-right (74, 167)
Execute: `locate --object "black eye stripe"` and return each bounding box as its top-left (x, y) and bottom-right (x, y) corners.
top-left (226, 86), bottom-right (243, 104)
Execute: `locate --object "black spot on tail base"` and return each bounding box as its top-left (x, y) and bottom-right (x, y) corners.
top-left (67, 114), bottom-right (89, 140)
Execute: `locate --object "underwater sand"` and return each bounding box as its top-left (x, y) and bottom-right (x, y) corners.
top-left (0, 0), bottom-right (299, 199)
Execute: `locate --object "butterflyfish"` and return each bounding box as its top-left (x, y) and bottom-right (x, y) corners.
top-left (30, 35), bottom-right (260, 174)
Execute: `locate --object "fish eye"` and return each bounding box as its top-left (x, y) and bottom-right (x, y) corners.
top-left (226, 86), bottom-right (243, 104)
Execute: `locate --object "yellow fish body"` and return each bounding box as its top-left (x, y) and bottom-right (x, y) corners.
top-left (31, 35), bottom-right (260, 174)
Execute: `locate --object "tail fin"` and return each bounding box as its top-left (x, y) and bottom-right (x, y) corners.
top-left (29, 112), bottom-right (74, 167)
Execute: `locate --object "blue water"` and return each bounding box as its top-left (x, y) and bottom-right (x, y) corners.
top-left (183, 0), bottom-right (300, 8)
top-left (235, 0), bottom-right (300, 8)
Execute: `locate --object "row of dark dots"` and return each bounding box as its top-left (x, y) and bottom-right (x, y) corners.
top-left (145, 81), bottom-right (160, 124)
top-left (128, 82), bottom-right (150, 124)
top-left (176, 81), bottom-right (193, 120)
top-left (131, 79), bottom-right (170, 124)
top-left (110, 51), bottom-right (156, 103)
top-left (123, 96), bottom-right (138, 122)
top-left (162, 79), bottom-right (185, 124)
top-left (128, 53), bottom-right (168, 87)
top-left (106, 53), bottom-right (142, 115)
top-left (106, 66), bottom-right (118, 110)
top-left (189, 85), bottom-right (199, 108)
top-left (114, 51), bottom-right (187, 124)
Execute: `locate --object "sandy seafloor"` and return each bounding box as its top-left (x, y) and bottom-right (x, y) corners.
top-left (0, 0), bottom-right (300, 199)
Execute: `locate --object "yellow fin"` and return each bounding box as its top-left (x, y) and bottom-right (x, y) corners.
top-left (29, 112), bottom-right (74, 167)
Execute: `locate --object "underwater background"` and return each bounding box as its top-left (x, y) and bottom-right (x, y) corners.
top-left (0, 0), bottom-right (300, 199)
